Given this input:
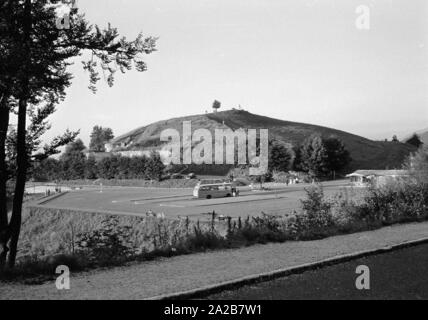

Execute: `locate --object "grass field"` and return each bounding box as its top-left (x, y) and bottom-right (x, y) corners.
top-left (32, 180), bottom-right (356, 220)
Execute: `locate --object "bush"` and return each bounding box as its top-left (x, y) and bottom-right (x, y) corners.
top-left (75, 217), bottom-right (135, 266)
top-left (271, 171), bottom-right (290, 183)
top-left (292, 185), bottom-right (335, 239)
top-left (359, 180), bottom-right (428, 226)
top-left (185, 226), bottom-right (227, 251)
top-left (405, 146), bottom-right (428, 184)
top-left (330, 189), bottom-right (366, 233)
top-left (227, 214), bottom-right (290, 245)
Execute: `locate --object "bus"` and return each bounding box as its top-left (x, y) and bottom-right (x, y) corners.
top-left (193, 182), bottom-right (239, 199)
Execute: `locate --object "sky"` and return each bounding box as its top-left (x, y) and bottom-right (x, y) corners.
top-left (41, 0), bottom-right (428, 146)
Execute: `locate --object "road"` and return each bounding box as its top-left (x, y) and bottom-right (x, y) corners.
top-left (35, 180), bottom-right (357, 219)
top-left (204, 243), bottom-right (428, 300)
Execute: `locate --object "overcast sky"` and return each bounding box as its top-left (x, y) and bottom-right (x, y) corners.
top-left (42, 0), bottom-right (428, 145)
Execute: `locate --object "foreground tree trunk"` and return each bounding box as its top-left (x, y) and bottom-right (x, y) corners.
top-left (0, 95), bottom-right (10, 271)
top-left (7, 0), bottom-right (32, 268)
top-left (8, 97), bottom-right (28, 268)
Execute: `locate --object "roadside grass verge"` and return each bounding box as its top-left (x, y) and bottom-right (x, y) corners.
top-left (2, 179), bottom-right (428, 283)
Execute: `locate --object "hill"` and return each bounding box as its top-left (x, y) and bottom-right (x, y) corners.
top-left (111, 109), bottom-right (416, 171)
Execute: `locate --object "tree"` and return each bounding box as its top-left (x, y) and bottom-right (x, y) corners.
top-left (89, 126), bottom-right (114, 152)
top-left (117, 156), bottom-right (131, 179)
top-left (405, 134), bottom-right (423, 149)
top-left (60, 139), bottom-right (87, 180)
top-left (32, 158), bottom-right (61, 182)
top-left (85, 156), bottom-right (98, 180)
top-left (292, 146), bottom-right (303, 171)
top-left (0, 1), bottom-right (78, 269)
top-left (269, 140), bottom-right (294, 173)
top-left (323, 137), bottom-right (351, 179)
top-left (300, 134), bottom-right (328, 179)
top-left (129, 156), bottom-right (147, 179)
top-left (392, 135), bottom-right (399, 142)
top-left (97, 155), bottom-right (120, 180)
top-left (145, 151), bottom-right (165, 181)
top-left (0, 1), bottom-right (157, 269)
top-left (2, 95), bottom-right (78, 268)
top-left (212, 100), bottom-right (221, 113)
top-left (405, 146), bottom-right (428, 183)
top-left (61, 152), bottom-right (86, 180)
top-left (63, 139), bottom-right (86, 155)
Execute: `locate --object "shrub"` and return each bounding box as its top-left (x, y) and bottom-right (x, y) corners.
top-left (292, 185), bottom-right (335, 239)
top-left (359, 180), bottom-right (428, 226)
top-left (145, 151), bottom-right (165, 181)
top-left (227, 214), bottom-right (290, 244)
top-left (271, 170), bottom-right (290, 183)
top-left (330, 189), bottom-right (366, 233)
top-left (75, 217), bottom-right (135, 266)
top-left (184, 225), bottom-right (227, 251)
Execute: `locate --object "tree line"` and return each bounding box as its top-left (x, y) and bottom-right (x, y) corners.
top-left (33, 139), bottom-right (165, 182)
top-left (34, 134), bottom-right (351, 183)
top-left (261, 134), bottom-right (351, 180)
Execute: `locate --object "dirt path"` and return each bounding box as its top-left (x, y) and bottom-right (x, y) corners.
top-left (2, 221), bottom-right (428, 300)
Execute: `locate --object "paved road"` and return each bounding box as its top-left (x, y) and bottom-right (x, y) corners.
top-left (205, 243), bottom-right (428, 300)
top-left (37, 180), bottom-right (357, 219)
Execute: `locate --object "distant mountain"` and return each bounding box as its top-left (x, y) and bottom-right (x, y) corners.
top-left (111, 109), bottom-right (416, 171)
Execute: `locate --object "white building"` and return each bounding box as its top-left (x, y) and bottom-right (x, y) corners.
top-left (346, 170), bottom-right (409, 187)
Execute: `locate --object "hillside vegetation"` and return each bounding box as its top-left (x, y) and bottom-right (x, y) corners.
top-left (111, 109), bottom-right (416, 171)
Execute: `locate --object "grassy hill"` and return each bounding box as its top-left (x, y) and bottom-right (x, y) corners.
top-left (111, 109), bottom-right (416, 171)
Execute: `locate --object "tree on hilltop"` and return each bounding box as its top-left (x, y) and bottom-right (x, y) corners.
top-left (212, 100), bottom-right (221, 113)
